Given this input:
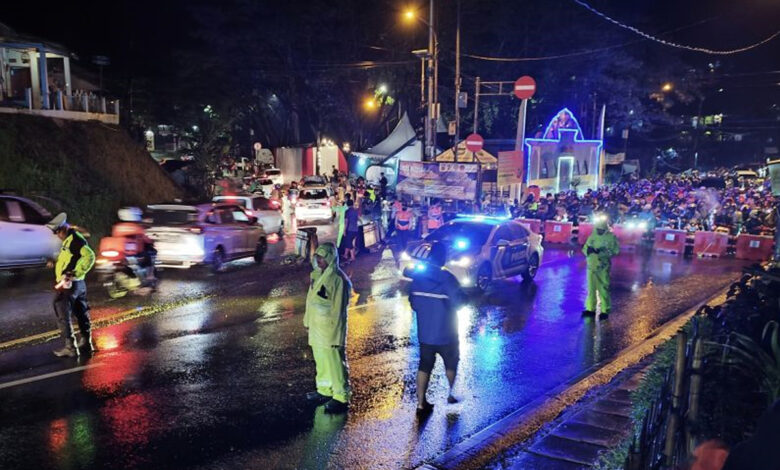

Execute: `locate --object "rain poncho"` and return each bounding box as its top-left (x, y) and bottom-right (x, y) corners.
top-left (303, 243), bottom-right (352, 403)
top-left (334, 204), bottom-right (348, 248)
top-left (582, 228), bottom-right (620, 312)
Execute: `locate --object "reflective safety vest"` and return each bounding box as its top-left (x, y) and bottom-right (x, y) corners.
top-left (428, 205), bottom-right (443, 230)
top-left (396, 209), bottom-right (413, 230)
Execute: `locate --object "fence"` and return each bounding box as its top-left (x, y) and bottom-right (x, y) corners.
top-left (624, 317), bottom-right (706, 469)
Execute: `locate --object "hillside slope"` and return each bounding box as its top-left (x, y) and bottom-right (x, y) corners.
top-left (0, 114), bottom-right (184, 239)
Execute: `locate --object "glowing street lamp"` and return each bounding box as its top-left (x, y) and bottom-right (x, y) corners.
top-left (661, 82), bottom-right (673, 92)
top-left (403, 9), bottom-right (416, 21)
top-left (377, 84), bottom-right (388, 94)
top-left (364, 98), bottom-right (377, 111)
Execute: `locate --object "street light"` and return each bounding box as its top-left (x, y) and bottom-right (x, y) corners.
top-left (403, 8), bottom-right (416, 21)
top-left (364, 98), bottom-right (377, 111)
top-left (662, 82), bottom-right (673, 92)
top-left (402, 1), bottom-right (437, 160)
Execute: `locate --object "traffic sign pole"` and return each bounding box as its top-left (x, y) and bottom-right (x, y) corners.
top-left (513, 76), bottom-right (536, 202)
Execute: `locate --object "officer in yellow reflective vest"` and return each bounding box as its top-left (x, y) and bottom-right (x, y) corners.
top-left (582, 215), bottom-right (620, 319)
top-left (46, 213), bottom-right (96, 357)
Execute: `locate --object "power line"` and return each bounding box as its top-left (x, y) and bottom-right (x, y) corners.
top-left (571, 0), bottom-right (780, 55)
top-left (461, 14), bottom-right (720, 62)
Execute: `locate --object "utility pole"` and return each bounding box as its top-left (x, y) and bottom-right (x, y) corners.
top-left (454, 0), bottom-right (461, 146)
top-left (472, 76), bottom-right (480, 133)
top-left (425, 0), bottom-right (436, 160)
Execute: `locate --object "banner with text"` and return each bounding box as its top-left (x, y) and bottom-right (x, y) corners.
top-left (397, 162), bottom-right (479, 200)
top-left (497, 150), bottom-right (524, 187)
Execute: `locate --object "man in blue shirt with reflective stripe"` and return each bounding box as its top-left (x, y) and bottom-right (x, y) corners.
top-left (408, 242), bottom-right (464, 415)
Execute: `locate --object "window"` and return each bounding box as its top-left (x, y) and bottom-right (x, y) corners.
top-left (19, 201), bottom-right (49, 225)
top-left (0, 200), bottom-right (9, 222)
top-left (4, 200), bottom-right (25, 223)
top-left (205, 211), bottom-right (218, 224)
top-left (148, 208), bottom-right (199, 225)
top-left (301, 189), bottom-right (328, 200)
top-left (508, 223), bottom-right (529, 239)
top-left (253, 198), bottom-right (274, 210)
top-left (232, 208), bottom-right (249, 223)
top-left (218, 209), bottom-right (234, 224)
top-left (493, 225), bottom-right (513, 243)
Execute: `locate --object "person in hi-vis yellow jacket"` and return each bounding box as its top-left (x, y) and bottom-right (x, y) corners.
top-left (582, 215), bottom-right (619, 319)
top-left (304, 243), bottom-right (352, 413)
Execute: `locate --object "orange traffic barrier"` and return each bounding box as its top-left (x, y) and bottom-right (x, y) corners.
top-left (693, 231), bottom-right (730, 258)
top-left (518, 218), bottom-right (542, 234)
top-left (735, 234), bottom-right (774, 261)
top-left (577, 223), bottom-right (594, 245)
top-left (612, 224), bottom-right (645, 248)
top-left (653, 228), bottom-right (687, 254)
top-left (544, 221), bottom-right (573, 244)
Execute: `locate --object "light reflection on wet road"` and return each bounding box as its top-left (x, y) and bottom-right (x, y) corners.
top-left (0, 238), bottom-right (751, 470)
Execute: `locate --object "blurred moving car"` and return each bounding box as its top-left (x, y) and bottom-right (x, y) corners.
top-left (402, 215), bottom-right (543, 292)
top-left (213, 194), bottom-right (283, 234)
top-left (294, 186), bottom-right (333, 225)
top-left (254, 178), bottom-right (275, 197)
top-left (0, 195), bottom-right (60, 270)
top-left (263, 168), bottom-right (284, 187)
top-left (146, 203), bottom-right (267, 272)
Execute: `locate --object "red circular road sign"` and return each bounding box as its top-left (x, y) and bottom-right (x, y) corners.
top-left (465, 133), bottom-right (484, 152)
top-left (514, 76), bottom-right (536, 100)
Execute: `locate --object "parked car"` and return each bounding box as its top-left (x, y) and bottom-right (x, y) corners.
top-left (294, 186), bottom-right (333, 224)
top-left (263, 168), bottom-right (283, 187)
top-left (145, 203), bottom-right (267, 272)
top-left (402, 215), bottom-right (543, 292)
top-left (0, 195), bottom-right (60, 270)
top-left (213, 194), bottom-right (284, 234)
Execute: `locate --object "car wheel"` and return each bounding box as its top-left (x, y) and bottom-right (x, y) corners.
top-left (476, 263), bottom-right (492, 293)
top-left (521, 253), bottom-right (540, 282)
top-left (211, 248), bottom-right (226, 274)
top-left (254, 238), bottom-right (267, 264)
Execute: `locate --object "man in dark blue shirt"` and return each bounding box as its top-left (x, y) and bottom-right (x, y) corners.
top-left (408, 242), bottom-right (464, 415)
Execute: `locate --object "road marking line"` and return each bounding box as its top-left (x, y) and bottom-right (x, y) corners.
top-left (0, 295), bottom-right (211, 352)
top-left (0, 363), bottom-right (103, 390)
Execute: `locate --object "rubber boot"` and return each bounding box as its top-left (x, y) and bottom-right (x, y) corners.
top-left (53, 339), bottom-right (79, 358)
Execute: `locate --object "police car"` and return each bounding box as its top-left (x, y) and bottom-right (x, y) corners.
top-left (401, 215), bottom-right (544, 292)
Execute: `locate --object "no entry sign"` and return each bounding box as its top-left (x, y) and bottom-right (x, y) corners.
top-left (465, 133), bottom-right (484, 153)
top-left (514, 76), bottom-right (536, 100)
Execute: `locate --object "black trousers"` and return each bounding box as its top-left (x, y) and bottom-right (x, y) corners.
top-left (53, 279), bottom-right (91, 343)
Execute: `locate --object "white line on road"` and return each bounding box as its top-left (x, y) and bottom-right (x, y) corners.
top-left (0, 363), bottom-right (103, 391)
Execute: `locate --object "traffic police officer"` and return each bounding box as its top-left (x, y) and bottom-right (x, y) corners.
top-left (582, 215), bottom-right (620, 319)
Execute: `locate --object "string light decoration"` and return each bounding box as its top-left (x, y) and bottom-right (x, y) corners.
top-left (571, 0), bottom-right (779, 55)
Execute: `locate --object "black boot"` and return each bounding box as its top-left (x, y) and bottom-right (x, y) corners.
top-left (582, 310), bottom-right (596, 317)
top-left (77, 332), bottom-right (95, 353)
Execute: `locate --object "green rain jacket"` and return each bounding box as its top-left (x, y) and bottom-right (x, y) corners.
top-left (582, 229), bottom-right (620, 271)
top-left (304, 243), bottom-right (352, 348)
top-left (55, 228), bottom-right (95, 281)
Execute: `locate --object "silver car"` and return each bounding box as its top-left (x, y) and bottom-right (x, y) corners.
top-left (0, 195), bottom-right (60, 270)
top-left (146, 203), bottom-right (267, 272)
top-left (401, 216), bottom-right (544, 292)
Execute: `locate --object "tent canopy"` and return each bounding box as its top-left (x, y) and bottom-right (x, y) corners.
top-left (352, 113), bottom-right (422, 164)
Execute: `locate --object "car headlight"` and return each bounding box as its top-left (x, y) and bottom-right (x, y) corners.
top-left (448, 256), bottom-right (472, 268)
top-left (400, 251), bottom-right (411, 261)
top-left (638, 221), bottom-right (648, 230)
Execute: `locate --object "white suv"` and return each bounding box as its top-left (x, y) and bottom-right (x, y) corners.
top-left (146, 203), bottom-right (267, 272)
top-left (0, 195), bottom-right (61, 270)
top-left (294, 186), bottom-right (334, 224)
top-left (263, 168), bottom-right (283, 187)
top-left (213, 194), bottom-right (283, 234)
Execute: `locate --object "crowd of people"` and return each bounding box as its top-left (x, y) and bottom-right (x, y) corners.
top-left (510, 171), bottom-right (777, 236)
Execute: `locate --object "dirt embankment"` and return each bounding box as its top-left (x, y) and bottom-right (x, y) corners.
top-left (0, 114), bottom-right (184, 239)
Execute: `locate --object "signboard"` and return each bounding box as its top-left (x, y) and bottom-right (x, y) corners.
top-left (397, 161), bottom-right (479, 200)
top-left (513, 76), bottom-right (536, 100)
top-left (768, 159), bottom-right (780, 196)
top-left (497, 150), bottom-right (524, 186)
top-left (465, 133), bottom-right (484, 152)
top-left (604, 152), bottom-right (626, 165)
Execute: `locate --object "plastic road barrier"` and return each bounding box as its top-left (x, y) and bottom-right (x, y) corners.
top-left (612, 224), bottom-right (644, 248)
top-left (735, 234), bottom-right (774, 261)
top-left (577, 223), bottom-right (594, 245)
top-left (517, 218), bottom-right (542, 234)
top-left (653, 228), bottom-right (687, 254)
top-left (693, 231), bottom-right (730, 258)
top-left (544, 221), bottom-right (573, 244)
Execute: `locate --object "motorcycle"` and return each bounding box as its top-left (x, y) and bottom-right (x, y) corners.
top-left (96, 223), bottom-right (158, 299)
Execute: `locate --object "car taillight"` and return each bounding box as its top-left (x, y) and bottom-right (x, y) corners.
top-left (101, 250), bottom-right (120, 258)
top-left (189, 227), bottom-right (203, 234)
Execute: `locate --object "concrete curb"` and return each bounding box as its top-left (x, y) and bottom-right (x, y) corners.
top-left (415, 288), bottom-right (730, 470)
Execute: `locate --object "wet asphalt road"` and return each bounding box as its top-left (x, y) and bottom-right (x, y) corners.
top-left (0, 228), bottom-right (751, 470)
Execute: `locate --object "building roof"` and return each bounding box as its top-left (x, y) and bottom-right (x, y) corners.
top-left (0, 21), bottom-right (72, 56)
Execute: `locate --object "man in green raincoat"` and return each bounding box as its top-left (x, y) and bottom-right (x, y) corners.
top-left (582, 215), bottom-right (620, 319)
top-left (304, 243), bottom-right (353, 413)
top-left (334, 197), bottom-right (349, 251)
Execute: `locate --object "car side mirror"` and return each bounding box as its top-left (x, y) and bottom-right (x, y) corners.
top-left (496, 239), bottom-right (510, 247)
